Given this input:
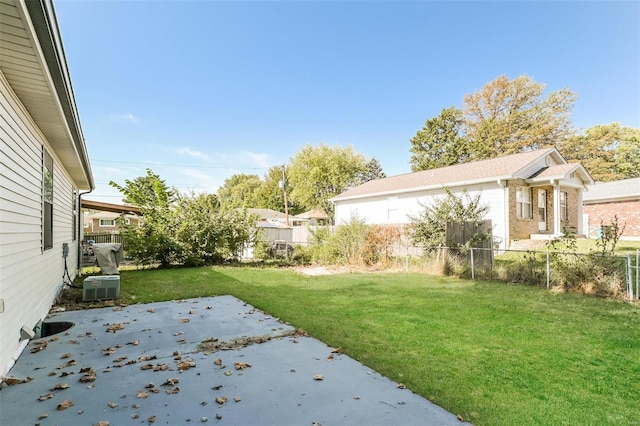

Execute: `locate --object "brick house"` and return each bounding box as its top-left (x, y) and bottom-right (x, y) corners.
top-left (583, 178), bottom-right (640, 240)
top-left (85, 211), bottom-right (140, 233)
top-left (333, 147), bottom-right (593, 249)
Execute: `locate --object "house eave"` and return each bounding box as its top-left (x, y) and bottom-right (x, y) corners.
top-left (3, 0), bottom-right (94, 190)
top-left (332, 175), bottom-right (513, 203)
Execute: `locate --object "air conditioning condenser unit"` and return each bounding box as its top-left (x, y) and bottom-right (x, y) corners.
top-left (83, 275), bottom-right (120, 302)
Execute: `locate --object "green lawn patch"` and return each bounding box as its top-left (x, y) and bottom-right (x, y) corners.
top-left (94, 267), bottom-right (640, 425)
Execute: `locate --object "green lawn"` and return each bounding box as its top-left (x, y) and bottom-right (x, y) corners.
top-left (79, 267), bottom-right (640, 425)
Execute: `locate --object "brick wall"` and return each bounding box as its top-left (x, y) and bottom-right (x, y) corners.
top-left (584, 200), bottom-right (640, 238)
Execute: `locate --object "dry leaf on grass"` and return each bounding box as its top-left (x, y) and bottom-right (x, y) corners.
top-left (56, 400), bottom-right (74, 411)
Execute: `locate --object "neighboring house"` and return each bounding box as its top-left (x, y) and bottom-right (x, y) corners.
top-left (583, 178), bottom-right (640, 240)
top-left (333, 148), bottom-right (593, 249)
top-left (0, 0), bottom-right (94, 377)
top-left (84, 211), bottom-right (140, 233)
top-left (293, 209), bottom-right (331, 226)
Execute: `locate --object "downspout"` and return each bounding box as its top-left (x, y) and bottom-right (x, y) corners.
top-left (497, 179), bottom-right (508, 250)
top-left (77, 190), bottom-right (92, 276)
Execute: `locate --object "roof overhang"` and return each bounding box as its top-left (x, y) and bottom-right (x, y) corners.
top-left (0, 0), bottom-right (93, 190)
top-left (525, 163), bottom-right (594, 187)
top-left (81, 199), bottom-right (141, 215)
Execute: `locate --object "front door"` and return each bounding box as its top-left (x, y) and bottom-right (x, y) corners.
top-left (538, 189), bottom-right (547, 231)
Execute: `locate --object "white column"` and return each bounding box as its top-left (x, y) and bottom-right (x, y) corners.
top-left (577, 189), bottom-right (584, 236)
top-left (553, 182), bottom-right (561, 236)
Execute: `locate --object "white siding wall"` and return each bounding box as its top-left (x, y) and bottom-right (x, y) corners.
top-left (335, 182), bottom-right (507, 247)
top-left (0, 71), bottom-right (78, 377)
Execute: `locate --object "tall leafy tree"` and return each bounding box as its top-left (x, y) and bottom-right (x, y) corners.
top-left (217, 173), bottom-right (261, 210)
top-left (288, 144), bottom-right (368, 222)
top-left (253, 166), bottom-right (304, 215)
top-left (109, 168), bottom-right (175, 211)
top-left (357, 157), bottom-right (387, 184)
top-left (462, 74), bottom-right (577, 158)
top-left (409, 106), bottom-right (470, 171)
top-left (560, 123), bottom-right (640, 181)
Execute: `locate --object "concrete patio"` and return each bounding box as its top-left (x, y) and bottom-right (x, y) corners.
top-left (1, 296), bottom-right (468, 425)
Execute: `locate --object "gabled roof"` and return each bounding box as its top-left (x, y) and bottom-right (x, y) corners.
top-left (245, 208), bottom-right (287, 220)
top-left (294, 209), bottom-right (329, 220)
top-left (584, 178), bottom-right (640, 203)
top-left (526, 163), bottom-right (593, 186)
top-left (333, 148), bottom-right (565, 202)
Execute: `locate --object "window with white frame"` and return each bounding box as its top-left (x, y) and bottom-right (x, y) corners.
top-left (560, 192), bottom-right (568, 221)
top-left (516, 187), bottom-right (532, 219)
top-left (100, 219), bottom-right (116, 227)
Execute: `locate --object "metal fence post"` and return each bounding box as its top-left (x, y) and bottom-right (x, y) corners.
top-left (470, 248), bottom-right (475, 280)
top-left (627, 254), bottom-right (633, 302)
top-left (546, 251), bottom-right (550, 289)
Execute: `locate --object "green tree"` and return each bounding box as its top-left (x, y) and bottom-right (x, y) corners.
top-left (217, 173), bottom-right (261, 209)
top-left (463, 74), bottom-right (577, 158)
top-left (408, 188), bottom-right (489, 250)
top-left (253, 166), bottom-right (304, 215)
top-left (109, 168), bottom-right (175, 210)
top-left (357, 157), bottom-right (386, 184)
top-left (288, 144), bottom-right (368, 222)
top-left (409, 106), bottom-right (471, 171)
top-left (560, 123), bottom-right (640, 181)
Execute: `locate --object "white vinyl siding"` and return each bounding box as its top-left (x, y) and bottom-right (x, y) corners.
top-left (0, 71), bottom-right (79, 376)
top-left (516, 187), bottom-right (532, 219)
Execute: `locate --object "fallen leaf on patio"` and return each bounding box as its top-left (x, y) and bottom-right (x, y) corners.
top-left (48, 371), bottom-right (56, 376)
top-left (60, 371), bottom-right (72, 377)
top-left (57, 400), bottom-right (74, 411)
top-left (79, 367), bottom-right (93, 373)
top-left (188, 310), bottom-right (196, 314)
top-left (396, 383), bottom-right (406, 389)
top-left (31, 341), bottom-right (48, 353)
top-left (147, 308), bottom-right (155, 313)
top-left (180, 318), bottom-right (189, 323)
top-left (3, 376), bottom-right (33, 385)
top-left (354, 395), bottom-right (360, 400)
top-left (145, 383), bottom-right (155, 388)
top-left (313, 375), bottom-right (324, 381)
top-left (214, 358), bottom-right (222, 366)
top-left (131, 413), bottom-right (140, 419)
top-left (177, 338), bottom-right (186, 343)
top-left (138, 355), bottom-right (157, 362)
top-left (234, 362), bottom-right (251, 370)
top-left (215, 396), bottom-right (228, 405)
top-left (38, 393), bottom-right (54, 401)
top-left (457, 415), bottom-right (464, 422)
top-left (140, 364), bottom-right (153, 370)
top-left (60, 353), bottom-right (72, 359)
top-left (150, 388), bottom-right (160, 394)
top-left (202, 337), bottom-right (218, 343)
top-left (148, 415), bottom-right (156, 424)
top-left (106, 324), bottom-right (124, 333)
top-left (127, 341), bottom-right (139, 346)
top-left (212, 385), bottom-right (223, 390)
top-left (293, 338), bottom-right (299, 343)
top-left (327, 353), bottom-right (334, 361)
top-left (107, 401), bottom-right (118, 409)
top-left (330, 347), bottom-right (343, 354)
top-left (113, 306), bottom-right (123, 311)
top-left (177, 360), bottom-right (195, 371)
top-left (95, 422), bottom-right (110, 426)
top-left (102, 347), bottom-right (117, 356)
top-left (49, 336), bottom-right (59, 341)
top-left (38, 414), bottom-right (48, 420)
top-left (51, 383), bottom-right (71, 391)
top-left (165, 387), bottom-right (180, 394)
top-left (162, 378), bottom-right (179, 386)
top-left (174, 355), bottom-right (182, 361)
top-left (113, 363), bottom-right (124, 368)
top-left (153, 363), bottom-right (169, 371)
top-left (216, 414), bottom-right (222, 420)
top-left (58, 360), bottom-right (77, 369)
top-left (68, 340), bottom-right (80, 344)
top-left (173, 332), bottom-right (184, 336)
top-left (312, 422), bottom-right (321, 426)
top-left (201, 417), bottom-right (208, 422)
top-left (205, 306), bottom-right (212, 310)
top-left (79, 373), bottom-right (97, 383)
top-left (224, 371), bottom-right (233, 376)
top-left (126, 360), bottom-right (137, 365)
top-left (234, 396), bottom-right (242, 402)
top-left (114, 356), bottom-right (128, 363)
top-left (103, 368), bottom-right (112, 373)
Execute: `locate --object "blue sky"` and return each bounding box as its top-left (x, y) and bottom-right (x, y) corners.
top-left (54, 0), bottom-right (640, 203)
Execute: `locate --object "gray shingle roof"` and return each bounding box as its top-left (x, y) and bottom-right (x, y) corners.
top-left (584, 178), bottom-right (640, 202)
top-left (334, 148), bottom-right (558, 201)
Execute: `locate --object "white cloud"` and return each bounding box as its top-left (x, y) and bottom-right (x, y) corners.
top-left (175, 147), bottom-right (212, 161)
top-left (114, 113), bottom-right (138, 123)
top-left (240, 150), bottom-right (272, 168)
